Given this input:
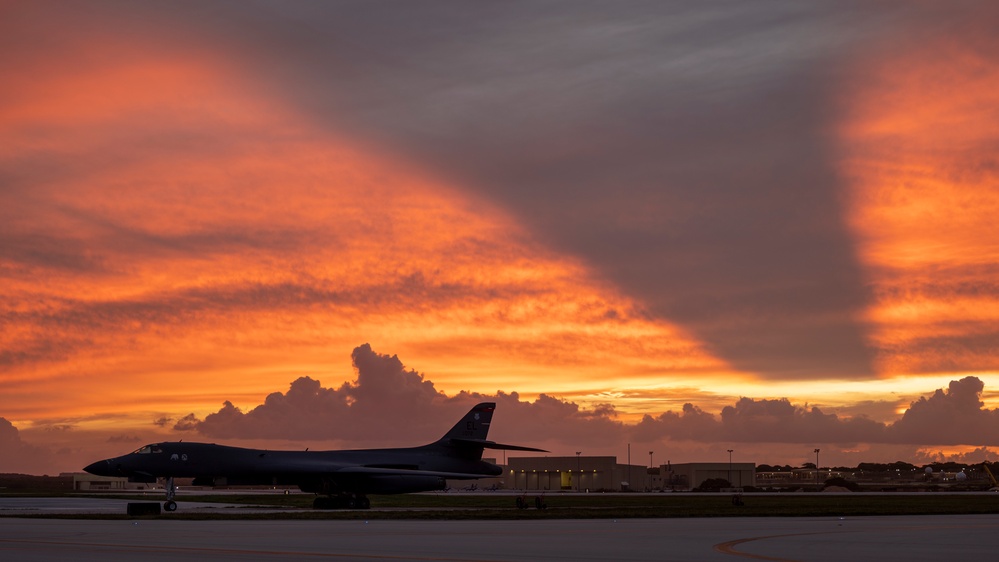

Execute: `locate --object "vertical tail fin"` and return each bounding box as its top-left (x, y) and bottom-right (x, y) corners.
top-left (440, 402), bottom-right (495, 442)
top-left (430, 402), bottom-right (545, 460)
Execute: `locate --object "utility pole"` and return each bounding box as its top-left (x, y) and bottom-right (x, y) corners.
top-left (814, 449), bottom-right (821, 486)
top-left (576, 451), bottom-right (581, 492)
top-left (627, 443), bottom-right (631, 492)
top-left (649, 451), bottom-right (654, 491)
top-left (727, 449), bottom-right (733, 487)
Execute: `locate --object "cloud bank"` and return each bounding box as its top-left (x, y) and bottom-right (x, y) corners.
top-left (178, 344), bottom-right (625, 448)
top-left (4, 344), bottom-right (998, 475)
top-left (177, 345), bottom-right (999, 448)
top-left (0, 418), bottom-right (53, 475)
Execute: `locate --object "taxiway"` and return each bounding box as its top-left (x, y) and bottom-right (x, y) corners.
top-left (2, 497), bottom-right (998, 561)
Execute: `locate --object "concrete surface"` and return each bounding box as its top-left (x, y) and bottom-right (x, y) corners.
top-left (1, 498), bottom-right (998, 561)
top-left (0, 496), bottom-right (282, 515)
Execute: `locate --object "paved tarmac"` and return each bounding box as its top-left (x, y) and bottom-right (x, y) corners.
top-left (2, 498), bottom-right (998, 561)
top-left (0, 496), bottom-right (279, 515)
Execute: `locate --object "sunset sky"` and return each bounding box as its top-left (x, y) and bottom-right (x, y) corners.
top-left (2, 1), bottom-right (998, 475)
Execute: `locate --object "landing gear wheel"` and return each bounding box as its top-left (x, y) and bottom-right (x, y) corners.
top-left (163, 476), bottom-right (178, 512)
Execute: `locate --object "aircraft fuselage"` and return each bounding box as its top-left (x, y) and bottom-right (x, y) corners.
top-left (85, 441), bottom-right (501, 494)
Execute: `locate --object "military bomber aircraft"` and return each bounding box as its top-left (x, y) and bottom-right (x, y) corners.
top-left (84, 402), bottom-right (544, 510)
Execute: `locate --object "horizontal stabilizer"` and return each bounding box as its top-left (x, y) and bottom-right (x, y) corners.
top-left (450, 438), bottom-right (548, 452)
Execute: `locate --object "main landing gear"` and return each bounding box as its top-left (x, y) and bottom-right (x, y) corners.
top-left (313, 493), bottom-right (370, 510)
top-left (164, 477), bottom-right (178, 512)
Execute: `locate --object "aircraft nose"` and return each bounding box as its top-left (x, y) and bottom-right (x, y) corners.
top-left (83, 459), bottom-right (115, 476)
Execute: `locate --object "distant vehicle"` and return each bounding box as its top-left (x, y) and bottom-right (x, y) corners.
top-left (84, 402), bottom-right (544, 510)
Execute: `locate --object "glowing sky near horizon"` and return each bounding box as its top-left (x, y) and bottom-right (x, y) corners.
top-left (2, 1), bottom-right (999, 474)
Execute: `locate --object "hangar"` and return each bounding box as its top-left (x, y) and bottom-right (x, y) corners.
top-left (505, 457), bottom-right (757, 491)
top-left (505, 456), bottom-right (650, 491)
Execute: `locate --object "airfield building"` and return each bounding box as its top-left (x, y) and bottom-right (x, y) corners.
top-left (72, 473), bottom-right (150, 491)
top-left (504, 457), bottom-right (757, 491)
top-left (659, 462), bottom-right (756, 490)
top-left (505, 456), bottom-right (652, 491)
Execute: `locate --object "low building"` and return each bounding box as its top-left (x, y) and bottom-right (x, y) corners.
top-left (505, 456), bottom-right (649, 491)
top-left (662, 463), bottom-right (756, 491)
top-left (72, 473), bottom-right (152, 491)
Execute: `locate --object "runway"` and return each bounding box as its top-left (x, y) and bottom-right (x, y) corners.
top-left (2, 500), bottom-right (998, 561)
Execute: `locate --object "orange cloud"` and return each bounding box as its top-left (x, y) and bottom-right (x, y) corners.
top-left (838, 21), bottom-right (999, 377)
top-left (1, 33), bottom-right (734, 430)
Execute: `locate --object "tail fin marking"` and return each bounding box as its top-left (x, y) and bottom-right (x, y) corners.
top-left (440, 402), bottom-right (495, 442)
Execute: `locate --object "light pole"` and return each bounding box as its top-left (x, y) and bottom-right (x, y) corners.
top-left (727, 449), bottom-right (733, 487)
top-left (649, 451), bottom-right (654, 491)
top-left (576, 451), bottom-right (581, 492)
top-left (814, 448), bottom-right (821, 486)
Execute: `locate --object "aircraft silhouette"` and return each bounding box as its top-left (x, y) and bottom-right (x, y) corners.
top-left (84, 402), bottom-right (544, 510)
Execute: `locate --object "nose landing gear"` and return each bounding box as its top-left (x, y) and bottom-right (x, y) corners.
top-left (163, 477), bottom-right (178, 512)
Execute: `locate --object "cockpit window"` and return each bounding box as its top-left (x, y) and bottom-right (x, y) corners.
top-left (131, 444), bottom-right (164, 454)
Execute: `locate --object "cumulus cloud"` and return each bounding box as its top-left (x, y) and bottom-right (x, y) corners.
top-left (633, 376), bottom-right (999, 447)
top-left (720, 398), bottom-right (887, 444)
top-left (182, 344), bottom-right (625, 445)
top-left (488, 392), bottom-right (625, 449)
top-left (887, 377), bottom-right (999, 446)
top-left (913, 446), bottom-right (999, 465)
top-left (633, 403), bottom-right (719, 443)
top-left (184, 344), bottom-right (448, 442)
top-left (181, 345), bottom-right (999, 449)
top-left (633, 398), bottom-right (885, 445)
top-left (6, 349), bottom-right (999, 475)
top-left (0, 418), bottom-right (53, 474)
top-left (172, 414), bottom-right (200, 431)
